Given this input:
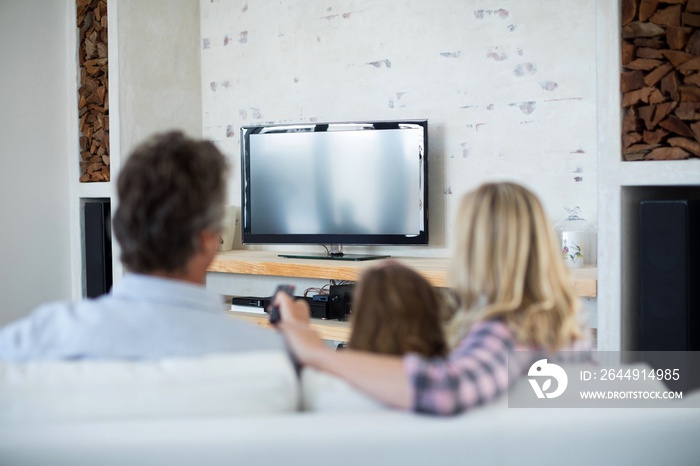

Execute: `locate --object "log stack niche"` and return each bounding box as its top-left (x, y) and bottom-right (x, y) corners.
top-left (621, 0), bottom-right (700, 161)
top-left (77, 0), bottom-right (109, 182)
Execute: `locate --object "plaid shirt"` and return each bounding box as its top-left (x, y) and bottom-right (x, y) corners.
top-left (404, 319), bottom-right (592, 415)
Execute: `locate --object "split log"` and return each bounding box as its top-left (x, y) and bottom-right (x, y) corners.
top-left (624, 143), bottom-right (660, 154)
top-left (675, 102), bottom-right (700, 119)
top-left (621, 70), bottom-right (646, 92)
top-left (649, 87), bottom-right (667, 103)
top-left (686, 30), bottom-right (700, 54)
top-left (624, 132), bottom-right (643, 149)
top-left (622, 41), bottom-right (636, 65)
top-left (659, 114), bottom-right (695, 137)
top-left (622, 0), bottom-right (637, 26)
top-left (690, 121), bottom-right (700, 140)
top-left (669, 136), bottom-right (700, 155)
top-left (622, 87), bottom-right (653, 107)
top-left (660, 71), bottom-right (679, 100)
top-left (640, 0), bottom-right (661, 23)
top-left (646, 102), bottom-right (677, 130)
top-left (644, 63), bottom-right (673, 86)
top-left (634, 37), bottom-right (665, 48)
top-left (665, 25), bottom-right (689, 49)
top-left (678, 60), bottom-right (700, 81)
top-left (623, 21), bottom-right (666, 38)
top-left (689, 0), bottom-right (700, 13)
top-left (682, 12), bottom-right (700, 27)
top-left (661, 50), bottom-right (694, 67)
top-left (680, 85), bottom-right (700, 101)
top-left (646, 146), bottom-right (690, 159)
top-left (623, 150), bottom-right (649, 161)
top-left (643, 128), bottom-right (669, 144)
top-left (636, 47), bottom-right (665, 59)
top-left (625, 58), bottom-right (664, 70)
top-left (622, 107), bottom-right (641, 133)
top-left (649, 5), bottom-right (682, 27)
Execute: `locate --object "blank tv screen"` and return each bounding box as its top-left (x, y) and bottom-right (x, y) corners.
top-left (249, 128), bottom-right (423, 237)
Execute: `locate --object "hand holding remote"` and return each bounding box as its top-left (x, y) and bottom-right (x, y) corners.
top-left (268, 284), bottom-right (295, 324)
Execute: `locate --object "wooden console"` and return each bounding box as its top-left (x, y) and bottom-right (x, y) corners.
top-left (212, 250), bottom-right (597, 342)
top-left (209, 249), bottom-right (597, 297)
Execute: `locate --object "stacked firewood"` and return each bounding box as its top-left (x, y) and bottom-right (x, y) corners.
top-left (77, 0), bottom-right (109, 182)
top-left (622, 0), bottom-right (700, 160)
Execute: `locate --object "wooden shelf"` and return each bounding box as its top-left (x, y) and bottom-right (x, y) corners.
top-left (209, 249), bottom-right (597, 297)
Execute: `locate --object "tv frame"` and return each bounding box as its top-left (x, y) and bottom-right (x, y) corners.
top-left (240, 119), bottom-right (429, 260)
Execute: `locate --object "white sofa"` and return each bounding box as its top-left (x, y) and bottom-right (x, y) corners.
top-left (1, 351), bottom-right (699, 466)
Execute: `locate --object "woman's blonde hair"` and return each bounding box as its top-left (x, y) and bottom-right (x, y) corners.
top-left (447, 182), bottom-right (583, 350)
top-left (349, 261), bottom-right (448, 358)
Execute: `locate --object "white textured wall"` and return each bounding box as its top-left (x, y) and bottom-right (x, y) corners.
top-left (117, 0), bottom-right (203, 159)
top-left (0, 1), bottom-right (600, 327)
top-left (0, 0), bottom-right (73, 324)
top-left (200, 0), bottom-right (598, 259)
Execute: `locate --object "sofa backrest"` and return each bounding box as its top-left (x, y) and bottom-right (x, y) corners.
top-left (300, 367), bottom-right (388, 412)
top-left (0, 350), bottom-right (299, 423)
top-left (301, 361), bottom-right (682, 412)
top-left (2, 354), bottom-right (692, 425)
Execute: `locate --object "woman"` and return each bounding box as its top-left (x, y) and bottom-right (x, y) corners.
top-left (274, 182), bottom-right (590, 415)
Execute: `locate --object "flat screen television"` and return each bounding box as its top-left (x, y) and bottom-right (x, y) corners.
top-left (240, 120), bottom-right (428, 260)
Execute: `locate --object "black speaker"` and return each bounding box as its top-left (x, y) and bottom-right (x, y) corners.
top-left (639, 200), bottom-right (700, 351)
top-left (84, 199), bottom-right (113, 298)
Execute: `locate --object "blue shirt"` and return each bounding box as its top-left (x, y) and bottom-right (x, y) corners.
top-left (0, 274), bottom-right (284, 362)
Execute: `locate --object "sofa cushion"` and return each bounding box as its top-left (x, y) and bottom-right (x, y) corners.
top-left (0, 350), bottom-right (299, 423)
top-left (300, 367), bottom-right (389, 412)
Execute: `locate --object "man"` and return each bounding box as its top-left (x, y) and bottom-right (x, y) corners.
top-left (0, 131), bottom-right (283, 361)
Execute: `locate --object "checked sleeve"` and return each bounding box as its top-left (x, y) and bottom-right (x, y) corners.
top-left (403, 320), bottom-right (518, 416)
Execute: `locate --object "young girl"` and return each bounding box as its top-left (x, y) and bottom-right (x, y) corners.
top-left (348, 261), bottom-right (447, 358)
top-left (274, 181), bottom-right (591, 415)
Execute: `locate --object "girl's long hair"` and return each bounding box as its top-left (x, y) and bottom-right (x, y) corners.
top-left (349, 262), bottom-right (448, 357)
top-left (447, 182), bottom-right (583, 350)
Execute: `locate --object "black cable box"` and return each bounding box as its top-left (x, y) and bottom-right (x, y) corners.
top-left (328, 284), bottom-right (354, 320)
top-left (308, 284), bottom-right (354, 320)
top-left (230, 291), bottom-right (353, 321)
top-left (304, 296), bottom-right (335, 320)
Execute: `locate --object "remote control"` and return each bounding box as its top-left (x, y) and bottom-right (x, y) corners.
top-left (268, 284), bottom-right (295, 324)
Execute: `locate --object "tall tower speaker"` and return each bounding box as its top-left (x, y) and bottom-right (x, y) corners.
top-left (639, 200), bottom-right (699, 351)
top-left (84, 199), bottom-right (113, 298)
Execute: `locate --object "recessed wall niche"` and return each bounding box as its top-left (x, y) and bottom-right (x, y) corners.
top-left (77, 0), bottom-right (110, 182)
top-left (621, 0), bottom-right (700, 161)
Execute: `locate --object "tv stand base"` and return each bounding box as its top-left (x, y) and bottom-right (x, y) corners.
top-left (278, 253), bottom-right (390, 262)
